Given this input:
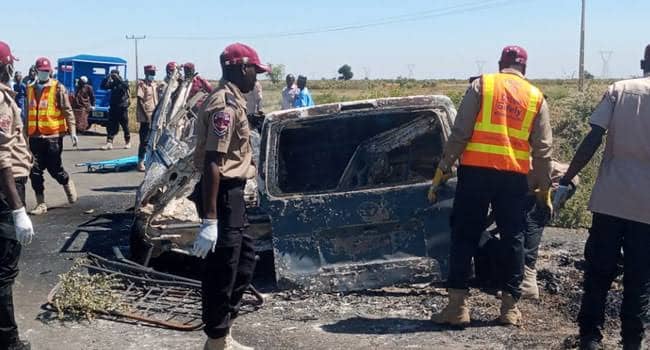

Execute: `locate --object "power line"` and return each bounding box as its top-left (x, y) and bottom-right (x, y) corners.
top-left (126, 35), bottom-right (146, 83)
top-left (149, 0), bottom-right (526, 41)
top-left (599, 50), bottom-right (613, 78)
top-left (407, 64), bottom-right (415, 79)
top-left (475, 60), bottom-right (486, 75)
top-left (578, 0), bottom-right (586, 90)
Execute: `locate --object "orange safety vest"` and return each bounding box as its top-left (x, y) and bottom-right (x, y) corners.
top-left (460, 73), bottom-right (543, 174)
top-left (27, 80), bottom-right (67, 136)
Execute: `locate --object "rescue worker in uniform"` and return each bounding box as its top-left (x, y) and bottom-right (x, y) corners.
top-left (157, 61), bottom-right (177, 99)
top-left (0, 40), bottom-right (35, 350)
top-left (560, 44), bottom-right (650, 350)
top-left (193, 42), bottom-right (270, 350)
top-left (429, 46), bottom-right (553, 326)
top-left (184, 62), bottom-right (213, 100)
top-left (136, 65), bottom-right (159, 172)
top-left (26, 57), bottom-right (78, 216)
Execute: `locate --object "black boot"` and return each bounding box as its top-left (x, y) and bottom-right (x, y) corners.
top-left (7, 339), bottom-right (31, 350)
top-left (579, 336), bottom-right (602, 350)
top-left (622, 338), bottom-right (644, 350)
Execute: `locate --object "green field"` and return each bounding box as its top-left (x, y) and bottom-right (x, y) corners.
top-left (129, 78), bottom-right (614, 229)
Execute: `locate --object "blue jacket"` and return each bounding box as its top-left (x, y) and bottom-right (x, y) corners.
top-left (13, 82), bottom-right (26, 110)
top-left (294, 87), bottom-right (315, 108)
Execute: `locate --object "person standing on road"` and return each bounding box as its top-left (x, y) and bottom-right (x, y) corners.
top-left (428, 45), bottom-right (553, 327)
top-left (12, 72), bottom-right (26, 123)
top-left (0, 40), bottom-right (35, 350)
top-left (293, 75), bottom-right (314, 108)
top-left (281, 74), bottom-right (298, 110)
top-left (100, 69), bottom-right (130, 150)
top-left (26, 57), bottom-right (78, 216)
top-left (71, 76), bottom-right (95, 132)
top-left (559, 44), bottom-right (650, 350)
top-left (136, 65), bottom-right (159, 172)
top-left (157, 61), bottom-right (177, 99)
top-left (184, 62), bottom-right (213, 100)
top-left (193, 42), bottom-right (269, 350)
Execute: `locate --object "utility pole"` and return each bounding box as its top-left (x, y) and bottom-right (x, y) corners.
top-left (599, 50), bottom-right (613, 78)
top-left (126, 35), bottom-right (146, 83)
top-left (475, 60), bottom-right (486, 75)
top-left (578, 0), bottom-right (586, 91)
top-left (407, 64), bottom-right (415, 79)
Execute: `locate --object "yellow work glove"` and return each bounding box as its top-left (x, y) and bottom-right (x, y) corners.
top-left (427, 168), bottom-right (452, 203)
top-left (535, 189), bottom-right (553, 220)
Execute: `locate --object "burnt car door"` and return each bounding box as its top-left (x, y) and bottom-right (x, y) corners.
top-left (259, 97), bottom-right (457, 292)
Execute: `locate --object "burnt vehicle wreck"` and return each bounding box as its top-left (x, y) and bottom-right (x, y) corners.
top-left (133, 76), bottom-right (458, 292)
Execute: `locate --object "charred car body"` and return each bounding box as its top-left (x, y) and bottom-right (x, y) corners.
top-left (133, 74), bottom-right (458, 292)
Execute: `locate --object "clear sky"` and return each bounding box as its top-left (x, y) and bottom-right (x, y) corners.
top-left (5, 0), bottom-right (649, 80)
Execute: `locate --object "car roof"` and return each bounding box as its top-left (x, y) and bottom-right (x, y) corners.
top-left (265, 95), bottom-right (456, 122)
top-left (57, 54), bottom-right (127, 65)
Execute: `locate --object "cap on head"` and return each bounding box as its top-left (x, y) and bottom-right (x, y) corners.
top-left (144, 64), bottom-right (156, 74)
top-left (166, 61), bottom-right (177, 72)
top-left (110, 69), bottom-right (120, 75)
top-left (183, 62), bottom-right (195, 71)
top-left (35, 57), bottom-right (52, 72)
top-left (0, 41), bottom-right (17, 66)
top-left (220, 43), bottom-right (270, 74)
top-left (80, 76), bottom-right (88, 83)
top-left (499, 45), bottom-right (528, 66)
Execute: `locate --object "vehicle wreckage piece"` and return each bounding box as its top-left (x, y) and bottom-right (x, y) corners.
top-left (260, 96), bottom-right (458, 292)
top-left (134, 88), bottom-right (459, 293)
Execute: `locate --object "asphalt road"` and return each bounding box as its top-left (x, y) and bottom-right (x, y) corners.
top-left (12, 132), bottom-right (606, 350)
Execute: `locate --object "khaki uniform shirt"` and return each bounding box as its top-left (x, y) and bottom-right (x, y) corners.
top-left (27, 79), bottom-right (76, 138)
top-left (194, 80), bottom-right (256, 180)
top-left (245, 81), bottom-right (263, 115)
top-left (0, 83), bottom-right (32, 178)
top-left (588, 77), bottom-right (650, 225)
top-left (136, 80), bottom-right (159, 123)
top-left (438, 69), bottom-right (553, 191)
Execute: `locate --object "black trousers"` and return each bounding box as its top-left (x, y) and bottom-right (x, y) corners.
top-left (201, 180), bottom-right (257, 339)
top-left (29, 137), bottom-right (70, 194)
top-left (578, 213), bottom-right (650, 343)
top-left (447, 166), bottom-right (528, 299)
top-left (523, 196), bottom-right (550, 269)
top-left (138, 122), bottom-right (150, 162)
top-left (106, 106), bottom-right (130, 143)
top-left (0, 178), bottom-right (26, 347)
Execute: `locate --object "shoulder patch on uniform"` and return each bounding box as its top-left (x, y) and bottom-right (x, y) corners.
top-left (211, 111), bottom-right (231, 137)
top-left (0, 114), bottom-right (12, 133)
top-left (225, 92), bottom-right (238, 107)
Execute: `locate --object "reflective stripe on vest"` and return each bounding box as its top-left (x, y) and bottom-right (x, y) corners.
top-left (460, 73), bottom-right (542, 174)
top-left (27, 80), bottom-right (66, 136)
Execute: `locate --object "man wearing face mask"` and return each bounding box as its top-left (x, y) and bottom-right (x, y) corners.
top-left (0, 41), bottom-right (36, 350)
top-left (193, 42), bottom-right (270, 350)
top-left (136, 65), bottom-right (159, 172)
top-left (25, 57), bottom-right (77, 216)
top-left (100, 69), bottom-right (131, 150)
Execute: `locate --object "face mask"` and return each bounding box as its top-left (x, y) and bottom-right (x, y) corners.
top-left (146, 75), bottom-right (155, 81)
top-left (37, 71), bottom-right (50, 82)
